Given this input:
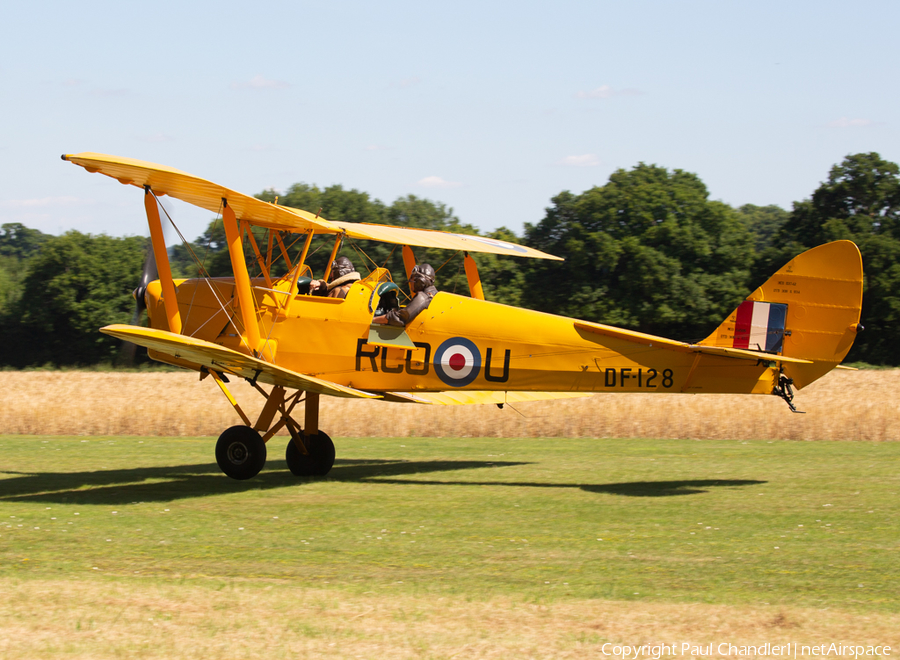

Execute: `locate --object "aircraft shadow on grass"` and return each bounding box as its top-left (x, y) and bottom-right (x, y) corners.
top-left (0, 459), bottom-right (766, 505)
top-left (365, 477), bottom-right (767, 497)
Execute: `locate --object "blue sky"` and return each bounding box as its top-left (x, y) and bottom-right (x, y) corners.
top-left (1, 0), bottom-right (897, 241)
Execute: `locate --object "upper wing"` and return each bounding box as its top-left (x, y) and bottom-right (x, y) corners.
top-left (573, 320), bottom-right (813, 364)
top-left (100, 324), bottom-right (380, 399)
top-left (332, 222), bottom-right (562, 261)
top-left (63, 152), bottom-right (561, 260)
top-left (382, 391), bottom-right (593, 405)
top-left (62, 153), bottom-right (338, 233)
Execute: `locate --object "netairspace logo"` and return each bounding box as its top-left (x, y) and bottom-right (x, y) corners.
top-left (598, 643), bottom-right (892, 659)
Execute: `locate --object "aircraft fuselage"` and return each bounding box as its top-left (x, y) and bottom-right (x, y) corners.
top-left (146, 275), bottom-right (777, 396)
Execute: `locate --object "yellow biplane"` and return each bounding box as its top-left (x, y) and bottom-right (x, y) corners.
top-left (63, 153), bottom-right (864, 480)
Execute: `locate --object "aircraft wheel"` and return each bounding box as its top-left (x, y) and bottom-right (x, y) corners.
top-left (216, 426), bottom-right (266, 480)
top-left (285, 437), bottom-right (315, 476)
top-left (285, 432), bottom-right (335, 477)
top-left (310, 431), bottom-right (335, 476)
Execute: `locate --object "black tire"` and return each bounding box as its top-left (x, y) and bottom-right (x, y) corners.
top-left (309, 431), bottom-right (335, 476)
top-left (285, 431), bottom-right (335, 477)
top-left (215, 426), bottom-right (266, 480)
top-left (285, 437), bottom-right (315, 476)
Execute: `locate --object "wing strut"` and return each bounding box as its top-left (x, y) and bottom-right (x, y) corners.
top-left (464, 252), bottom-right (485, 300)
top-left (144, 187), bottom-right (182, 334)
top-left (324, 233), bottom-right (344, 283)
top-left (402, 245), bottom-right (416, 280)
top-left (210, 371), bottom-right (251, 426)
top-left (222, 199), bottom-right (264, 358)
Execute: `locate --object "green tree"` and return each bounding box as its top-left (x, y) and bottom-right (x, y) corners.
top-left (737, 204), bottom-right (789, 252)
top-left (520, 164), bottom-right (755, 341)
top-left (0, 261), bottom-right (17, 314)
top-left (0, 223), bottom-right (50, 314)
top-left (787, 153), bottom-right (900, 246)
top-left (776, 153), bottom-right (900, 364)
top-left (0, 231), bottom-right (145, 366)
top-left (0, 222), bottom-right (48, 259)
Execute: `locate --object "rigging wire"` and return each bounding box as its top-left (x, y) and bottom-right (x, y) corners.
top-left (346, 241), bottom-right (380, 275)
top-left (181, 202), bottom-right (223, 333)
top-left (452, 258), bottom-right (464, 294)
top-left (434, 250), bottom-right (461, 275)
top-left (151, 192), bottom-right (249, 351)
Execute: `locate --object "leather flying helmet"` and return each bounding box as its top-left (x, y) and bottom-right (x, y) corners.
top-left (410, 263), bottom-right (435, 292)
top-left (330, 256), bottom-right (354, 279)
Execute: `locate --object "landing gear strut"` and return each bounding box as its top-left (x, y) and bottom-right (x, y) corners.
top-left (209, 374), bottom-right (336, 480)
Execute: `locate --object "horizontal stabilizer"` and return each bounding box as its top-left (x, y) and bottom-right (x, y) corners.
top-left (101, 324), bottom-right (380, 399)
top-left (687, 344), bottom-right (812, 364)
top-left (574, 321), bottom-right (812, 364)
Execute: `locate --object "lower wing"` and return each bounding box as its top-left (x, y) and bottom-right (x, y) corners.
top-left (101, 324), bottom-right (380, 399)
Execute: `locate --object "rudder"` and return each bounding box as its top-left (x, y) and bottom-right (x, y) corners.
top-left (700, 240), bottom-right (863, 389)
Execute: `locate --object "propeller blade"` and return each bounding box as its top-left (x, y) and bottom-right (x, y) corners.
top-left (133, 241), bottom-right (158, 316)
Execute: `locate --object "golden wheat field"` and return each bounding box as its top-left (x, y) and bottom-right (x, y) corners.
top-left (0, 368), bottom-right (896, 440)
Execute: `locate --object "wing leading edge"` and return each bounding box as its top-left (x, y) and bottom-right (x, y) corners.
top-left (100, 325), bottom-right (380, 399)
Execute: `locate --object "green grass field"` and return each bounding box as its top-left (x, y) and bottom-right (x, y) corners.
top-left (1, 434), bottom-right (897, 614)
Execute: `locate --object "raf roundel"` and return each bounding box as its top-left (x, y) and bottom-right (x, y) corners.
top-left (433, 337), bottom-right (482, 387)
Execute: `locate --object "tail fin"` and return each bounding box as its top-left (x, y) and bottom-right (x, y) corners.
top-left (700, 240), bottom-right (863, 389)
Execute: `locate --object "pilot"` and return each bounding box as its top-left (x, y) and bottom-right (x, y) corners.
top-left (373, 263), bottom-right (437, 326)
top-left (308, 256), bottom-right (360, 299)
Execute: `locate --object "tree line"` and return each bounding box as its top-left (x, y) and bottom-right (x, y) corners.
top-left (1, 152), bottom-right (897, 367)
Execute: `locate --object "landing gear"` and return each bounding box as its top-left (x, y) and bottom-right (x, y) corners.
top-left (215, 425), bottom-right (267, 480)
top-left (285, 431), bottom-right (336, 477)
top-left (209, 376), bottom-right (335, 480)
top-left (774, 371), bottom-right (805, 414)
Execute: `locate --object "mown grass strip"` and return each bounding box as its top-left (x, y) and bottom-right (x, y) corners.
top-left (0, 435), bottom-right (897, 613)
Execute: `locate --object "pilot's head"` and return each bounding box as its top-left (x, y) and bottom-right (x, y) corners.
top-left (410, 263), bottom-right (435, 293)
top-left (330, 256), bottom-right (355, 280)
